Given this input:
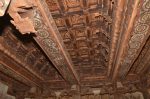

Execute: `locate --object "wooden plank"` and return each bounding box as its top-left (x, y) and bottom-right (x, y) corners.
top-left (111, 0), bottom-right (142, 80)
top-left (116, 0), bottom-right (150, 79)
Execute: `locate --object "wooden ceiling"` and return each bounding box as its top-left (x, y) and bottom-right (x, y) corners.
top-left (46, 0), bottom-right (113, 81)
top-left (0, 0), bottom-right (150, 97)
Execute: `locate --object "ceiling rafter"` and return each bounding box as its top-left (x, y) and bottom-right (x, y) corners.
top-left (34, 0), bottom-right (80, 84)
top-left (108, 0), bottom-right (126, 78)
top-left (138, 43), bottom-right (150, 76)
top-left (116, 0), bottom-right (150, 80)
top-left (110, 0), bottom-right (142, 81)
top-left (0, 48), bottom-right (42, 87)
top-left (131, 37), bottom-right (150, 76)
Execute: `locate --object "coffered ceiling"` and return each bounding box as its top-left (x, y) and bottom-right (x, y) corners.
top-left (0, 0), bottom-right (150, 96)
top-left (46, 0), bottom-right (113, 81)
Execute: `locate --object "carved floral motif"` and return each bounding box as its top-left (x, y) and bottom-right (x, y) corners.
top-left (33, 3), bottom-right (77, 83)
top-left (119, 0), bottom-right (150, 77)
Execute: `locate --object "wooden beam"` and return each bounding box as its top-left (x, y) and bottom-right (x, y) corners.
top-left (139, 52), bottom-right (150, 75)
top-left (33, 0), bottom-right (79, 84)
top-left (116, 0), bottom-right (150, 80)
top-left (0, 51), bottom-right (42, 87)
top-left (0, 42), bottom-right (42, 87)
top-left (51, 7), bottom-right (111, 19)
top-left (108, 0), bottom-right (126, 77)
top-left (111, 0), bottom-right (143, 80)
top-left (42, 81), bottom-right (70, 90)
top-left (0, 70), bottom-right (30, 90)
top-left (137, 38), bottom-right (150, 75)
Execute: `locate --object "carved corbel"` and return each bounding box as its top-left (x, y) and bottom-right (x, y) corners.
top-left (8, 0), bottom-right (37, 34)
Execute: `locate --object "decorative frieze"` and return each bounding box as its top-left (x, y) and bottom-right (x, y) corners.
top-left (119, 0), bottom-right (150, 78)
top-left (33, 0), bottom-right (79, 84)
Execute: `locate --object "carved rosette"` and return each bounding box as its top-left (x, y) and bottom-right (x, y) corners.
top-left (119, 0), bottom-right (150, 77)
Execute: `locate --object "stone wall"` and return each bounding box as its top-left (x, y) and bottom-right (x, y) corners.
top-left (39, 92), bottom-right (144, 99)
top-left (0, 82), bottom-right (15, 99)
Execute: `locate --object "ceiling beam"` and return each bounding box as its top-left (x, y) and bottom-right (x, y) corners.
top-left (139, 49), bottom-right (150, 76)
top-left (51, 6), bottom-right (111, 19)
top-left (0, 70), bottom-right (30, 93)
top-left (107, 0), bottom-right (126, 78)
top-left (128, 38), bottom-right (150, 76)
top-left (111, 0), bottom-right (144, 81)
top-left (34, 0), bottom-right (79, 84)
top-left (0, 48), bottom-right (42, 87)
top-left (115, 0), bottom-right (150, 80)
top-left (42, 81), bottom-right (70, 90)
top-left (136, 38), bottom-right (150, 76)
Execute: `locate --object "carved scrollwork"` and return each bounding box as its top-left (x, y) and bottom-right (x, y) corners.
top-left (32, 3), bottom-right (77, 83)
top-left (143, 0), bottom-right (150, 10)
top-left (139, 12), bottom-right (150, 24)
top-left (33, 18), bottom-right (43, 30)
top-left (119, 0), bottom-right (150, 77)
top-left (37, 30), bottom-right (49, 38)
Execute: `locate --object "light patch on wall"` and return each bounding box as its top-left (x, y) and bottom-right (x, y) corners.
top-left (0, 82), bottom-right (15, 99)
top-left (0, 0), bottom-right (10, 16)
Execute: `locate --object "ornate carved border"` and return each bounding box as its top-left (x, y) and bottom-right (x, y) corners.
top-left (119, 0), bottom-right (150, 78)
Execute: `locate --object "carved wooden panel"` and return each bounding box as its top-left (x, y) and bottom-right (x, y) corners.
top-left (32, 7), bottom-right (79, 83)
top-left (46, 0), bottom-right (114, 79)
top-left (0, 26), bottom-right (62, 81)
top-left (1, 0), bottom-right (150, 96)
top-left (118, 0), bottom-right (150, 78)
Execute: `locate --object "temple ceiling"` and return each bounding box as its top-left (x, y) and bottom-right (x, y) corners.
top-left (46, 0), bottom-right (113, 81)
top-left (0, 0), bottom-right (150, 97)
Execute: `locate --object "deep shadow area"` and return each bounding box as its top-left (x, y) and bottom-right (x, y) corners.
top-left (0, 14), bottom-right (12, 36)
